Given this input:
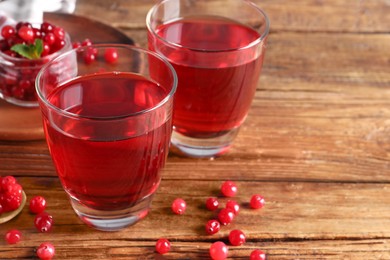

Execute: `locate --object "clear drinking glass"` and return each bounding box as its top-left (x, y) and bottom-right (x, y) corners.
top-left (36, 45), bottom-right (177, 231)
top-left (147, 0), bottom-right (269, 158)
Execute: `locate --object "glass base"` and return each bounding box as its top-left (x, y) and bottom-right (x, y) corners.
top-left (69, 194), bottom-right (153, 232)
top-left (170, 127), bottom-right (240, 158)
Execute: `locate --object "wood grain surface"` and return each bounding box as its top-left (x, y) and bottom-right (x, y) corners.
top-left (1, 0), bottom-right (390, 259)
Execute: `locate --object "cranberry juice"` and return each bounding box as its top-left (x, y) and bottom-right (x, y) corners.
top-left (151, 16), bottom-right (264, 138)
top-left (42, 72), bottom-right (172, 211)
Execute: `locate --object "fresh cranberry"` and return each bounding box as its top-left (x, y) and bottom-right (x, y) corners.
top-left (1, 176), bottom-right (16, 191)
top-left (155, 238), bottom-right (171, 254)
top-left (226, 200), bottom-right (240, 215)
top-left (250, 249), bottom-right (266, 260)
top-left (81, 38), bottom-right (92, 47)
top-left (18, 25), bottom-right (35, 42)
top-left (250, 194), bottom-right (265, 209)
top-left (228, 229), bottom-right (246, 246)
top-left (42, 43), bottom-right (51, 56)
top-left (206, 197), bottom-right (219, 211)
top-left (104, 47), bottom-right (118, 64)
top-left (205, 219), bottom-right (221, 235)
top-left (72, 41), bottom-right (81, 49)
top-left (36, 242), bottom-right (55, 260)
top-left (29, 196), bottom-right (47, 214)
top-left (221, 181), bottom-right (238, 197)
top-left (5, 229), bottom-right (22, 244)
top-left (53, 26), bottom-right (65, 40)
top-left (40, 22), bottom-right (54, 34)
top-left (43, 33), bottom-right (56, 45)
top-left (217, 208), bottom-right (235, 225)
top-left (209, 241), bottom-right (228, 260)
top-left (83, 48), bottom-right (96, 65)
top-left (1, 25), bottom-right (16, 39)
top-left (171, 198), bottom-right (186, 215)
top-left (34, 212), bottom-right (53, 232)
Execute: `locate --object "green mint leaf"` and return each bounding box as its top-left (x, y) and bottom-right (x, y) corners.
top-left (10, 39), bottom-right (44, 59)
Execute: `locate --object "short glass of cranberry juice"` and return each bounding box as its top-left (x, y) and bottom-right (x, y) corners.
top-left (35, 45), bottom-right (177, 231)
top-left (147, 0), bottom-right (269, 158)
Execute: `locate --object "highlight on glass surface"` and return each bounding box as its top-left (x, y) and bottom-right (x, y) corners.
top-left (35, 44), bottom-right (177, 231)
top-left (147, 0), bottom-right (270, 158)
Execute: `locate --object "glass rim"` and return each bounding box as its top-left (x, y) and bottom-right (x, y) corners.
top-left (146, 0), bottom-right (270, 53)
top-left (35, 44), bottom-right (178, 121)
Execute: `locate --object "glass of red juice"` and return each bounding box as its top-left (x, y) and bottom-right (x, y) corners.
top-left (35, 45), bottom-right (177, 231)
top-left (147, 0), bottom-right (269, 158)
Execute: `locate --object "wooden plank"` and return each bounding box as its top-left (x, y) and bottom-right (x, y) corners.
top-left (1, 177), bottom-right (390, 259)
top-left (73, 0), bottom-right (390, 33)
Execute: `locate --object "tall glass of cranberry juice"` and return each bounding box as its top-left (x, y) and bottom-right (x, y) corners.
top-left (36, 45), bottom-right (177, 231)
top-left (147, 0), bottom-right (269, 158)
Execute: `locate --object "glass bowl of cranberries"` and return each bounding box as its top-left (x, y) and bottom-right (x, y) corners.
top-left (0, 21), bottom-right (71, 107)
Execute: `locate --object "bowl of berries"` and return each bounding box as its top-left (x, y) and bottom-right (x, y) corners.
top-left (0, 21), bottom-right (72, 107)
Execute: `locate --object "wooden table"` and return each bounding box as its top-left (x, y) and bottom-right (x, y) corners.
top-left (1, 0), bottom-right (390, 259)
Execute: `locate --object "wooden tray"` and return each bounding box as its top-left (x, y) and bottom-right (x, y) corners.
top-left (0, 13), bottom-right (135, 141)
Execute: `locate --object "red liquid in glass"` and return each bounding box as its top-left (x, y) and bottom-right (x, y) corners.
top-left (42, 72), bottom-right (172, 211)
top-left (152, 16), bottom-right (264, 138)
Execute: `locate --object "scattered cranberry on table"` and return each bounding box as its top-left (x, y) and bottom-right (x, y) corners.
top-left (228, 229), bottom-right (246, 246)
top-left (5, 229), bottom-right (22, 244)
top-left (220, 180), bottom-right (238, 197)
top-left (29, 195), bottom-right (47, 214)
top-left (36, 242), bottom-right (55, 260)
top-left (205, 219), bottom-right (221, 235)
top-left (225, 200), bottom-right (240, 215)
top-left (217, 207), bottom-right (235, 225)
top-left (209, 241), bottom-right (229, 260)
top-left (34, 212), bottom-right (54, 233)
top-left (171, 198), bottom-right (187, 215)
top-left (155, 238), bottom-right (171, 254)
top-left (250, 249), bottom-right (267, 260)
top-left (206, 197), bottom-right (219, 211)
top-left (250, 194), bottom-right (265, 209)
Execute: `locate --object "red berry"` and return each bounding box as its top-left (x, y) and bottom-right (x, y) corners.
top-left (1, 176), bottom-right (16, 191)
top-left (81, 38), bottom-right (92, 47)
top-left (228, 229), bottom-right (246, 246)
top-left (34, 212), bottom-right (53, 232)
top-left (171, 198), bottom-right (186, 215)
top-left (1, 25), bottom-right (16, 39)
top-left (205, 219), bottom-right (220, 235)
top-left (53, 26), bottom-right (65, 40)
top-left (226, 200), bottom-right (240, 215)
top-left (221, 181), bottom-right (237, 197)
top-left (72, 41), bottom-right (81, 49)
top-left (41, 22), bottom-right (54, 33)
top-left (36, 242), bottom-right (55, 260)
top-left (155, 238), bottom-right (170, 254)
top-left (209, 241), bottom-right (228, 260)
top-left (250, 194), bottom-right (265, 209)
top-left (18, 25), bottom-right (35, 42)
top-left (218, 208), bottom-right (235, 225)
top-left (29, 196), bottom-right (47, 214)
top-left (5, 229), bottom-right (22, 244)
top-left (250, 249), bottom-right (266, 260)
top-left (83, 49), bottom-right (96, 65)
top-left (206, 197), bottom-right (219, 211)
top-left (104, 47), bottom-right (118, 64)
top-left (43, 33), bottom-right (56, 45)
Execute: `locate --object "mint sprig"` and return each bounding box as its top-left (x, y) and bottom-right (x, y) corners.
top-left (11, 39), bottom-right (43, 59)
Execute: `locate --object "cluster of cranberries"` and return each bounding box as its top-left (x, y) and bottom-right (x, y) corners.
top-left (0, 21), bottom-right (69, 102)
top-left (2, 175), bottom-right (55, 260)
top-left (156, 180), bottom-right (266, 259)
top-left (71, 38), bottom-right (119, 65)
